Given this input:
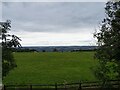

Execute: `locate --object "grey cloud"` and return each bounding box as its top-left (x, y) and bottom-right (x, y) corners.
top-left (2, 2), bottom-right (105, 33)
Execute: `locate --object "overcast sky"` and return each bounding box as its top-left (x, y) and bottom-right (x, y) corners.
top-left (2, 2), bottom-right (106, 46)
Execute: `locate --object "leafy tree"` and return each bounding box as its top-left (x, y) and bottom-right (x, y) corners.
top-left (53, 48), bottom-right (58, 52)
top-left (94, 1), bottom-right (120, 87)
top-left (0, 20), bottom-right (21, 77)
top-left (42, 50), bottom-right (46, 52)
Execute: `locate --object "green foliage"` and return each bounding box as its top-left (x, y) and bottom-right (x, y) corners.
top-left (105, 61), bottom-right (118, 79)
top-left (2, 47), bottom-right (17, 77)
top-left (93, 61), bottom-right (118, 81)
top-left (3, 52), bottom-right (98, 84)
top-left (94, 1), bottom-right (120, 85)
top-left (0, 20), bottom-right (21, 77)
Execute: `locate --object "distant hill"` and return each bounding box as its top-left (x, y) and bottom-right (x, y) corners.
top-left (21, 46), bottom-right (98, 52)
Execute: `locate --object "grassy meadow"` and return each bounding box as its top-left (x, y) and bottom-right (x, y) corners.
top-left (3, 51), bottom-right (98, 85)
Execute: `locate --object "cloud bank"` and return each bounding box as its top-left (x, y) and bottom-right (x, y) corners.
top-left (2, 2), bottom-right (105, 46)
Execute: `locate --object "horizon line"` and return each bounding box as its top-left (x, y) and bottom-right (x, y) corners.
top-left (21, 45), bottom-right (97, 47)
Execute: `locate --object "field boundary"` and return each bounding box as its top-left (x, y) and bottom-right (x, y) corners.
top-left (2, 80), bottom-right (120, 90)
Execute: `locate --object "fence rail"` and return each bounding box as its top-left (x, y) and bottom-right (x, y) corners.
top-left (2, 80), bottom-right (120, 90)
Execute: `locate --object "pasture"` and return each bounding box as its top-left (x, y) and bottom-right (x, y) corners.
top-left (3, 51), bottom-right (98, 85)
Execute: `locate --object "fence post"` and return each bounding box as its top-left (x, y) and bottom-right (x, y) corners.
top-left (118, 80), bottom-right (120, 89)
top-left (30, 85), bottom-right (32, 90)
top-left (55, 83), bottom-right (57, 90)
top-left (78, 81), bottom-right (82, 90)
top-left (64, 84), bottom-right (67, 90)
top-left (3, 85), bottom-right (6, 90)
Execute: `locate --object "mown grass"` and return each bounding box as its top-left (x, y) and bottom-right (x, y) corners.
top-left (3, 51), bottom-right (98, 85)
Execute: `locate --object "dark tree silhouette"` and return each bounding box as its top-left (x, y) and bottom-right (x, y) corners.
top-left (94, 1), bottom-right (120, 87)
top-left (0, 20), bottom-right (21, 77)
top-left (53, 48), bottom-right (58, 52)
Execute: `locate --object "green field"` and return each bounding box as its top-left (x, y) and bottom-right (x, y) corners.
top-left (3, 51), bottom-right (98, 85)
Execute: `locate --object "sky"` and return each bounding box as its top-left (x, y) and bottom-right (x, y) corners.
top-left (2, 2), bottom-right (106, 46)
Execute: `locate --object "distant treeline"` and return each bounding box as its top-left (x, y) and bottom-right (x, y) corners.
top-left (11, 48), bottom-right (37, 52)
top-left (71, 49), bottom-right (97, 52)
top-left (11, 47), bottom-right (97, 52)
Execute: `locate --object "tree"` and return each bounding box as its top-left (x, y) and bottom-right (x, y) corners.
top-left (0, 20), bottom-right (21, 77)
top-left (94, 1), bottom-right (120, 87)
top-left (42, 50), bottom-right (46, 52)
top-left (53, 48), bottom-right (58, 52)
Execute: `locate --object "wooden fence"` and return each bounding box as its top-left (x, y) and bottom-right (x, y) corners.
top-left (2, 80), bottom-right (120, 90)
